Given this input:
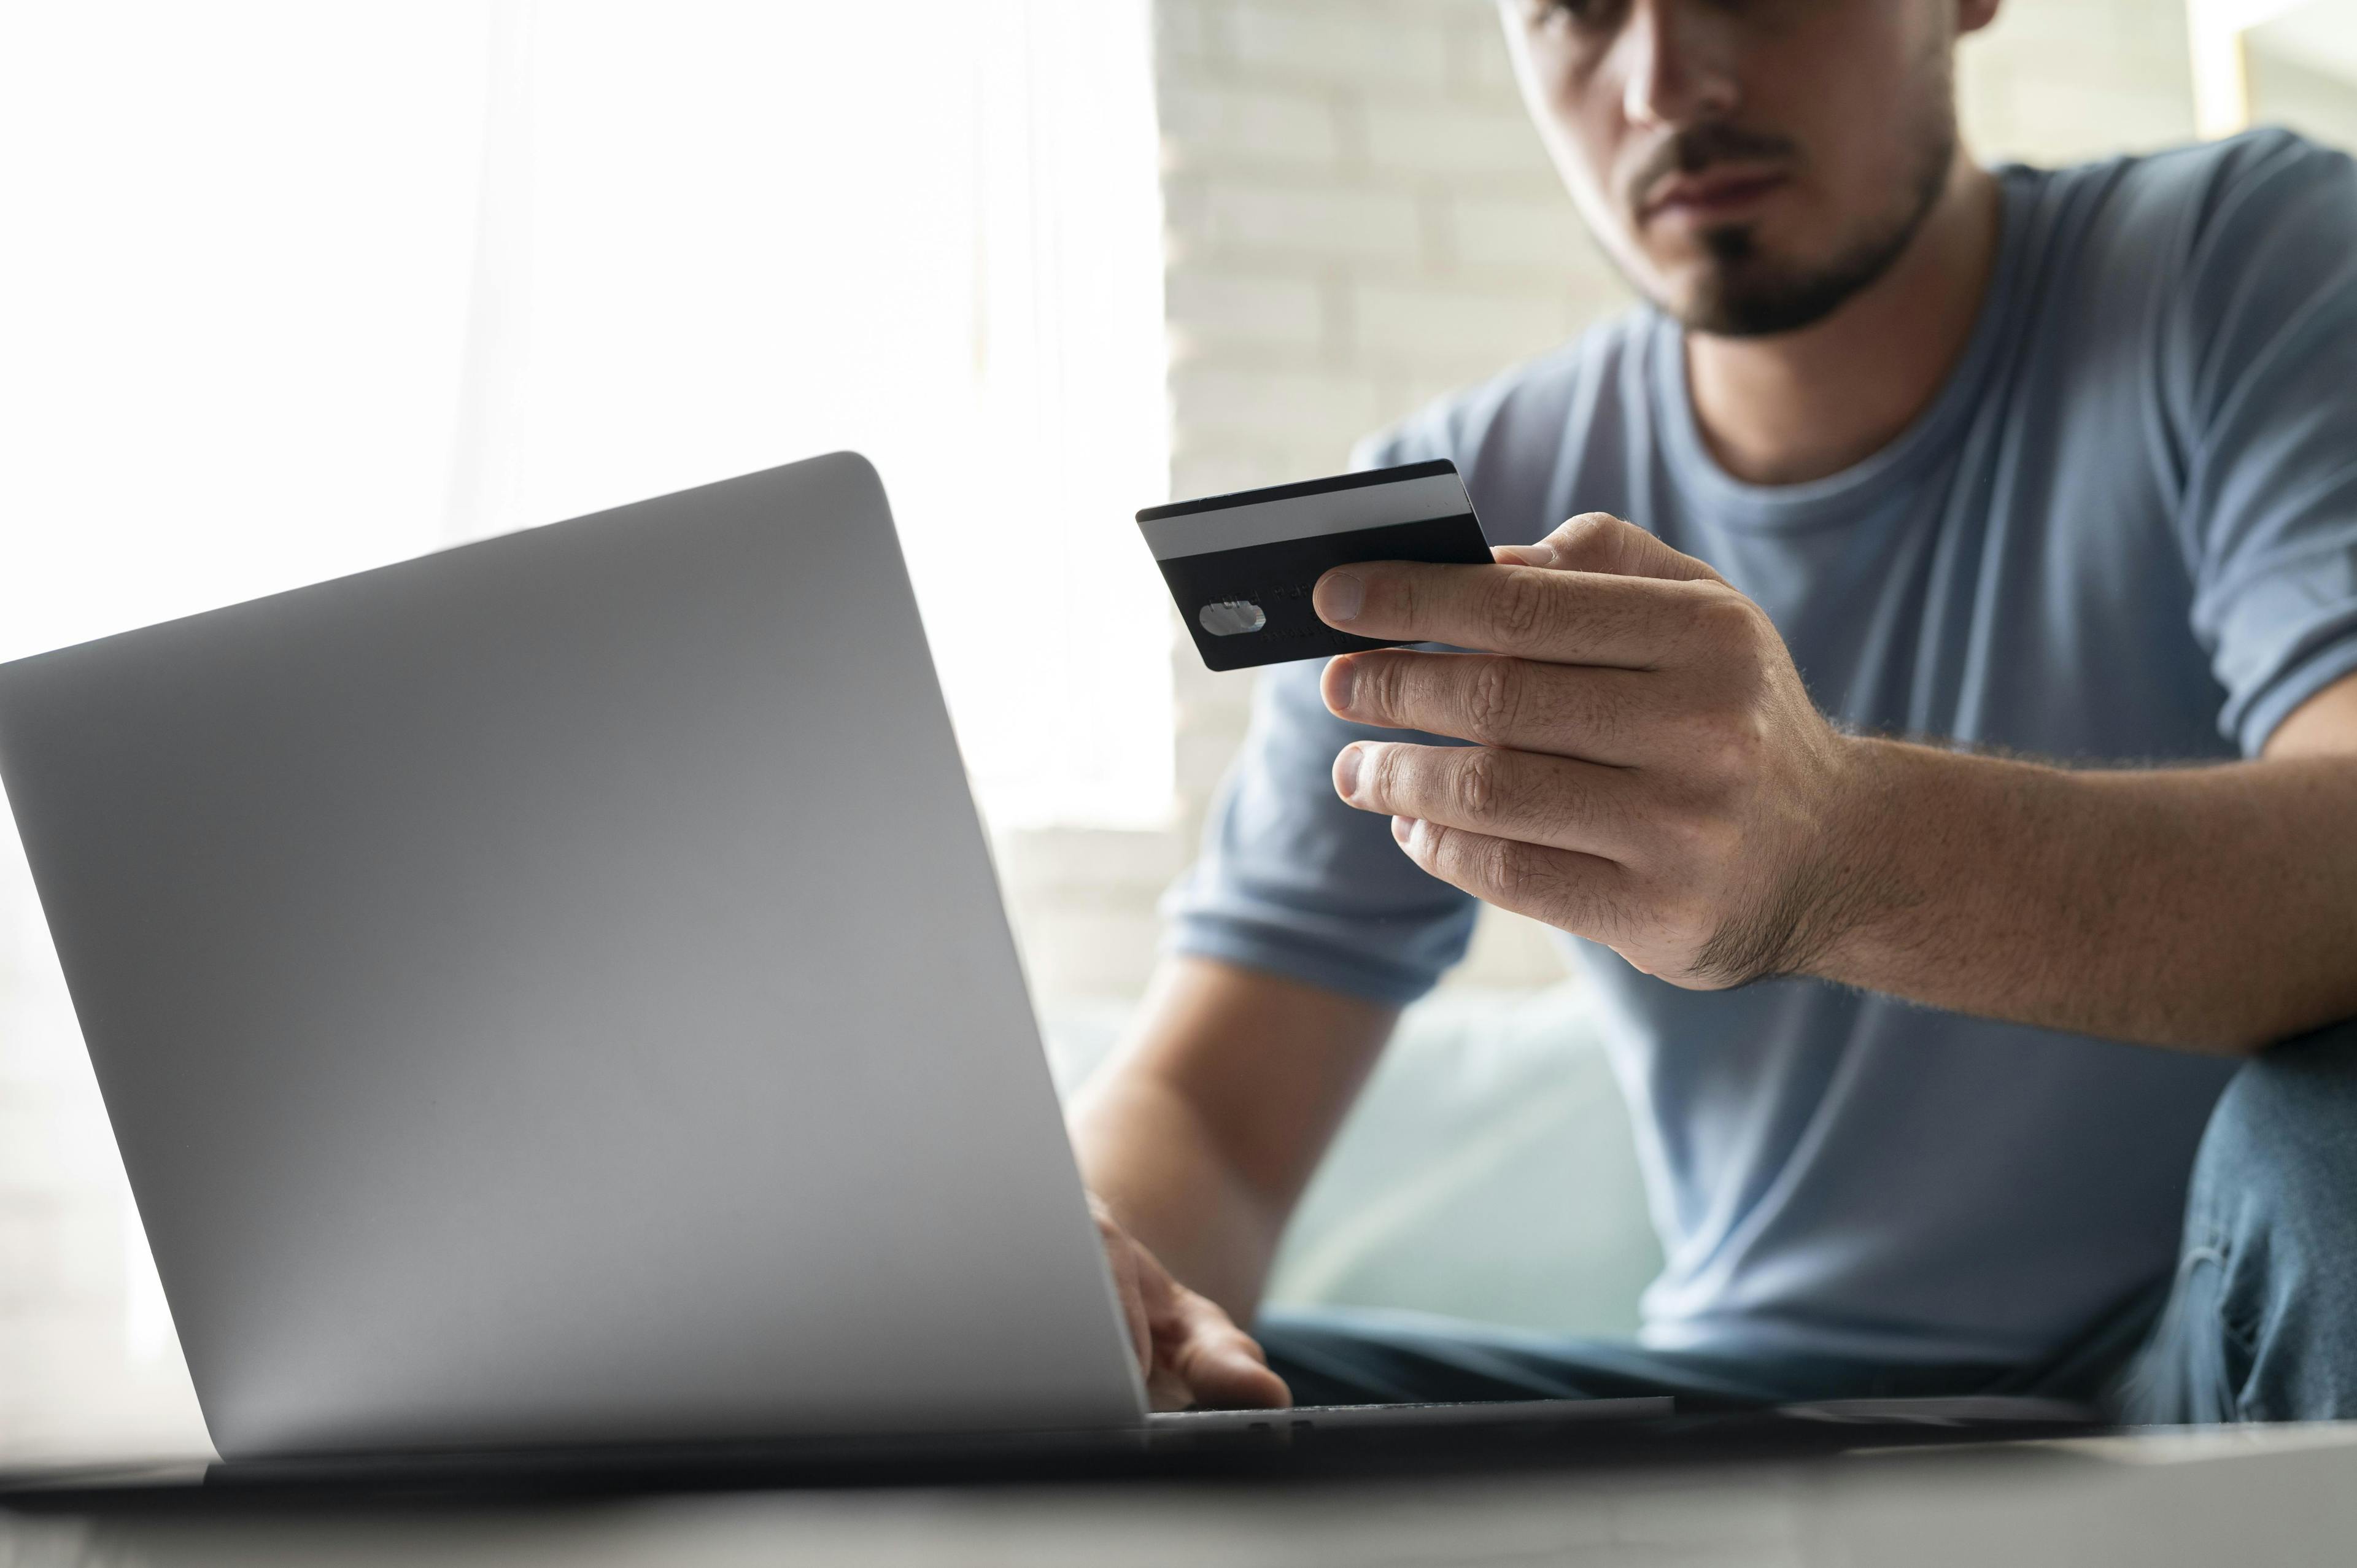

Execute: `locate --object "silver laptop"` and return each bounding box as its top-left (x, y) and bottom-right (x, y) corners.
top-left (0, 455), bottom-right (1648, 1464)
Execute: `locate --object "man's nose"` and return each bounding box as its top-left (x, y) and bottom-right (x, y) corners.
top-left (1617, 0), bottom-right (1741, 131)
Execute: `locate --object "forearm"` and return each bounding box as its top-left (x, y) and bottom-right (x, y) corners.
top-left (1302, 519), bottom-right (2357, 1053)
top-left (1072, 1070), bottom-right (1285, 1321)
top-left (1069, 956), bottom-right (1396, 1321)
top-left (1808, 738), bottom-right (2357, 1052)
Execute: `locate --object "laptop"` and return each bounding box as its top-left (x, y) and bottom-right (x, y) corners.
top-left (0, 454), bottom-right (1674, 1480)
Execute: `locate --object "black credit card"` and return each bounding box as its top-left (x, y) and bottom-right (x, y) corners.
top-left (1137, 460), bottom-right (1493, 672)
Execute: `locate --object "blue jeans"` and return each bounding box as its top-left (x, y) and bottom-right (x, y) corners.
top-left (1257, 1019), bottom-right (2357, 1424)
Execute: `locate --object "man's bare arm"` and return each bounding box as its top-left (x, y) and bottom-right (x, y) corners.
top-left (1071, 954), bottom-right (1396, 1321)
top-left (1307, 512), bottom-right (2357, 1056)
top-left (1776, 674), bottom-right (2357, 1051)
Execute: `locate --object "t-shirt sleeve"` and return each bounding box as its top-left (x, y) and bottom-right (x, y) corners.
top-left (1159, 430), bottom-right (1480, 1005)
top-left (2172, 131), bottom-right (2357, 754)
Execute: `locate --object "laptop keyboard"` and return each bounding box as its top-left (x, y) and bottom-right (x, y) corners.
top-left (1147, 1395), bottom-right (1673, 1433)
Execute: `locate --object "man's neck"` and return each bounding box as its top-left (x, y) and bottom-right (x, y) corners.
top-left (1684, 153), bottom-right (2003, 487)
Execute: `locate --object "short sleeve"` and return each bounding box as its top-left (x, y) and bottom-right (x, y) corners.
top-left (2174, 131), bottom-right (2357, 754)
top-left (1160, 427), bottom-right (1480, 1005)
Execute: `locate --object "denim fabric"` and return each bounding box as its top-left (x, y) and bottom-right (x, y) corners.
top-left (1254, 1306), bottom-right (2016, 1412)
top-left (1255, 1294), bottom-right (2150, 1413)
top-left (1260, 1021), bottom-right (2357, 1423)
top-left (2117, 1019), bottom-right (2357, 1424)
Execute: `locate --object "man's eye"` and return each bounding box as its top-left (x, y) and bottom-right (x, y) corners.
top-left (1528, 0), bottom-right (1610, 31)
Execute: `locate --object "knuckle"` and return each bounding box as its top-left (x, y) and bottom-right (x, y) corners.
top-left (1691, 584), bottom-right (1765, 646)
top-left (1452, 746), bottom-right (1506, 819)
top-left (1465, 657), bottom-right (1525, 744)
top-left (1355, 654), bottom-right (1405, 720)
top-left (1695, 707), bottom-right (1770, 779)
top-left (1485, 570), bottom-right (1554, 643)
top-left (1660, 894), bottom-right (1716, 951)
top-left (1722, 711), bottom-right (1771, 771)
top-left (1658, 810), bottom-right (1740, 870)
top-left (1549, 512), bottom-right (1625, 571)
top-left (1388, 569), bottom-right (1423, 632)
top-left (1565, 672), bottom-right (1628, 745)
top-left (1485, 838), bottom-right (1552, 908)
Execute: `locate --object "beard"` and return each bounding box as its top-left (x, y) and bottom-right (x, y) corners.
top-left (1619, 58), bottom-right (1962, 341)
top-left (1679, 118), bottom-right (1956, 338)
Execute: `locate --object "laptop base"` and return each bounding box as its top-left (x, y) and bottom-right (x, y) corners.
top-left (0, 1399), bottom-right (2107, 1508)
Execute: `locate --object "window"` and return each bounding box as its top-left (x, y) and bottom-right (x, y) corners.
top-left (0, 0), bottom-right (1175, 829)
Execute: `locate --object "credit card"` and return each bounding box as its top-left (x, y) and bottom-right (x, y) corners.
top-left (1136, 460), bottom-right (1493, 672)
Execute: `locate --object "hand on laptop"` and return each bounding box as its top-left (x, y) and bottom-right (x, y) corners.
top-left (1090, 1196), bottom-right (1291, 1412)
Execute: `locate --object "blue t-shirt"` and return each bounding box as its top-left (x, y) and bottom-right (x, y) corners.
top-left (1167, 129), bottom-right (2357, 1365)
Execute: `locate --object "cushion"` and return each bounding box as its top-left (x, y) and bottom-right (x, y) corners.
top-left (1042, 981), bottom-right (1661, 1337)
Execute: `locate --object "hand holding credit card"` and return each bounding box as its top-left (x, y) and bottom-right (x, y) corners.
top-left (1136, 460), bottom-right (1492, 671)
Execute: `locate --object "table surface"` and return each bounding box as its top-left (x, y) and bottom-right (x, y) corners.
top-left (5, 1424), bottom-right (2357, 1568)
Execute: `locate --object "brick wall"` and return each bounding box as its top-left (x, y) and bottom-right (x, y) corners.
top-left (1002, 0), bottom-right (2205, 1006)
top-left (2250, 45), bottom-right (2357, 148)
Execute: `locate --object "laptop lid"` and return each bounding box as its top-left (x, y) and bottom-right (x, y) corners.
top-left (0, 453), bottom-right (1147, 1458)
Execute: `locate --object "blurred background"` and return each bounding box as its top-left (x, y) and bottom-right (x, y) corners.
top-left (2, 0), bottom-right (2353, 1461)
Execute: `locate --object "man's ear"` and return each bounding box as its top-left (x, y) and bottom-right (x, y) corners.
top-left (1956, 0), bottom-right (2002, 38)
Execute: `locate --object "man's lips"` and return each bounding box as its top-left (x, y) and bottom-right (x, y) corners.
top-left (1639, 167), bottom-right (1790, 224)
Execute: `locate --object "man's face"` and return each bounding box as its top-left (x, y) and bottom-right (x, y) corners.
top-left (1500, 0), bottom-right (1976, 338)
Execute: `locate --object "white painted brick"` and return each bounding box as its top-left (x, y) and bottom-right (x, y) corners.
top-left (1193, 178), bottom-right (1424, 265)
top-left (1373, 374), bottom-right (1478, 434)
top-left (2248, 50), bottom-right (2357, 152)
top-left (1973, 68), bottom-right (2192, 162)
top-left (1172, 438), bottom-right (1376, 501)
top-left (1015, 905), bottom-right (1169, 999)
top-left (1154, 0), bottom-right (1229, 64)
top-left (1167, 449), bottom-right (1299, 501)
top-left (1164, 270), bottom-right (1325, 352)
top-left (1446, 7), bottom-right (1523, 99)
top-left (1447, 191), bottom-right (1618, 280)
top-left (1002, 827), bottom-right (1191, 894)
top-left (1351, 279), bottom-right (1574, 365)
top-left (1158, 82), bottom-right (1341, 170)
top-left (1175, 685), bottom-right (1258, 740)
top-left (1958, 0), bottom-right (2195, 163)
top-left (1228, 5), bottom-right (1451, 91)
top-left (1361, 100), bottom-right (1557, 181)
top-left (1172, 363), bottom-right (1386, 453)
top-left (1956, 58), bottom-right (2019, 156)
top-left (1964, 0), bottom-right (2094, 50)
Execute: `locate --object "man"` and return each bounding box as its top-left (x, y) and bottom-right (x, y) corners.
top-left (1075, 0), bottom-right (2357, 1424)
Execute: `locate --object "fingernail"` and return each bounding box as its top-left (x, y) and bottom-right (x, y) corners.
top-left (1334, 743), bottom-right (1364, 800)
top-left (1499, 539), bottom-right (1556, 568)
top-left (1326, 657), bottom-right (1358, 713)
top-left (1392, 814), bottom-right (1417, 844)
top-left (1315, 569), bottom-right (1364, 625)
